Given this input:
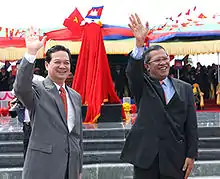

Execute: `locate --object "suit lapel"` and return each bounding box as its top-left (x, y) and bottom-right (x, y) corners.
top-left (143, 74), bottom-right (165, 105)
top-left (170, 77), bottom-right (183, 102)
top-left (43, 77), bottom-right (68, 129)
top-left (147, 75), bottom-right (167, 105)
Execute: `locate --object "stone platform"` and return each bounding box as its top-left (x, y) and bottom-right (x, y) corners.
top-left (0, 161), bottom-right (220, 179)
top-left (0, 111), bottom-right (219, 178)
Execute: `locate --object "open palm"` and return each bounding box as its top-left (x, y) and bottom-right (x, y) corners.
top-left (128, 13), bottom-right (149, 47)
top-left (25, 27), bottom-right (47, 55)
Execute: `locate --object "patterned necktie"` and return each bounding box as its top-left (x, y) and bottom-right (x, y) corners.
top-left (160, 81), bottom-right (167, 104)
top-left (59, 87), bottom-right (68, 119)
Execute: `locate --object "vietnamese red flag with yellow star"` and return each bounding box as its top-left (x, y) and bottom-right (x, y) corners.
top-left (63, 8), bottom-right (84, 35)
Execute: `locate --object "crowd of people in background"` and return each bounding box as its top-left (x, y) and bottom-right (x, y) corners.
top-left (170, 62), bottom-right (219, 100)
top-left (0, 60), bottom-right (219, 102)
top-left (0, 60), bottom-right (43, 91)
top-left (110, 62), bottom-right (219, 101)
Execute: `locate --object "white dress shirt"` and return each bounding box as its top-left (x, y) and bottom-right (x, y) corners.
top-left (23, 108), bottom-right (31, 123)
top-left (131, 46), bottom-right (145, 59)
top-left (161, 77), bottom-right (175, 104)
top-left (54, 83), bottom-right (75, 132)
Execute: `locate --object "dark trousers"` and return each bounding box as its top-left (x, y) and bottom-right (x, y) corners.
top-left (133, 156), bottom-right (179, 179)
top-left (23, 122), bottom-right (32, 159)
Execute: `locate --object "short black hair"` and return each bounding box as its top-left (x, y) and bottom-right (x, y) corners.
top-left (143, 45), bottom-right (166, 64)
top-left (45, 45), bottom-right (72, 63)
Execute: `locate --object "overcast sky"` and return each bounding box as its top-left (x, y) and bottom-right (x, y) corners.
top-left (1, 0), bottom-right (219, 28)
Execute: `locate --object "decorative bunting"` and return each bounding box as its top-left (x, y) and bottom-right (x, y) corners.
top-left (177, 12), bottom-right (182, 17)
top-left (198, 13), bottom-right (207, 19)
top-left (186, 9), bottom-right (190, 15)
top-left (193, 6), bottom-right (196, 11)
top-left (5, 28), bottom-right (8, 38)
top-left (14, 29), bottom-right (20, 36)
top-left (9, 29), bottom-right (14, 40)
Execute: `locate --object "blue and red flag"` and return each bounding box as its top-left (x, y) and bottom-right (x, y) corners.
top-left (85, 6), bottom-right (104, 19)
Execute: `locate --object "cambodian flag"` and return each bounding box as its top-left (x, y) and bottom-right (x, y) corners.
top-left (85, 6), bottom-right (104, 19)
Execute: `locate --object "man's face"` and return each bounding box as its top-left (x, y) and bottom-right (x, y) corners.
top-left (145, 49), bottom-right (170, 80)
top-left (45, 51), bottom-right (71, 85)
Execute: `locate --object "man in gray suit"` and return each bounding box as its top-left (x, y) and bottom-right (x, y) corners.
top-left (13, 27), bottom-right (83, 179)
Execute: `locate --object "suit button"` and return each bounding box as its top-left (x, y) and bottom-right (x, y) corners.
top-left (65, 148), bottom-right (69, 153)
top-left (158, 137), bottom-right (164, 141)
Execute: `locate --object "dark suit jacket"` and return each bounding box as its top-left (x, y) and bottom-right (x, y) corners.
top-left (14, 58), bottom-right (83, 179)
top-left (120, 56), bottom-right (198, 178)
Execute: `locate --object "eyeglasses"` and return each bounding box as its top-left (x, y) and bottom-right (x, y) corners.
top-left (148, 57), bottom-right (170, 64)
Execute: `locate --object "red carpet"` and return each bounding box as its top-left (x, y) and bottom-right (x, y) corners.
top-left (197, 99), bottom-right (220, 112)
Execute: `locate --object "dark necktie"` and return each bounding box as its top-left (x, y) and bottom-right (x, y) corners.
top-left (59, 87), bottom-right (68, 119)
top-left (160, 81), bottom-right (167, 104)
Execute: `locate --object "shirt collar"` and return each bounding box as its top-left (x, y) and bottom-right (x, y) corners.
top-left (54, 82), bottom-right (66, 91)
top-left (162, 77), bottom-right (169, 86)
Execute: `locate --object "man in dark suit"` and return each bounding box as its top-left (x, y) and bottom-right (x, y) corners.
top-left (120, 14), bottom-right (198, 179)
top-left (13, 27), bottom-right (83, 179)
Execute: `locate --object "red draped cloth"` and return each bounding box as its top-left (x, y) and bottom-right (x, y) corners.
top-left (72, 23), bottom-right (123, 123)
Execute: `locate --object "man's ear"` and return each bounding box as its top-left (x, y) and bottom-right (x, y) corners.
top-left (144, 63), bottom-right (150, 72)
top-left (45, 61), bottom-right (49, 71)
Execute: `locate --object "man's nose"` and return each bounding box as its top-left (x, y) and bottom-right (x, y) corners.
top-left (59, 63), bottom-right (66, 68)
top-left (159, 59), bottom-right (167, 65)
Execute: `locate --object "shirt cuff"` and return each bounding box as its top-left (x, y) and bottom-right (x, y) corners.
top-left (24, 53), bottom-right (36, 63)
top-left (131, 46), bottom-right (144, 60)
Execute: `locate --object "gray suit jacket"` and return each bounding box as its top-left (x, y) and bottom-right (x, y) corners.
top-left (14, 58), bottom-right (83, 179)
